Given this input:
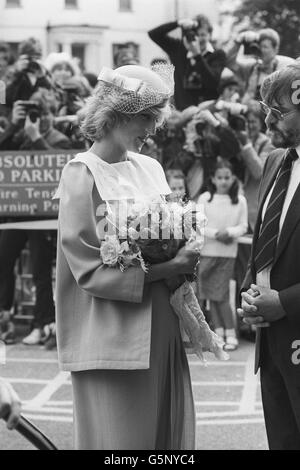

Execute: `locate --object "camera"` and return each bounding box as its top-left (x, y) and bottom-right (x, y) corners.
top-left (61, 84), bottom-right (80, 114)
top-left (182, 27), bottom-right (198, 43)
top-left (227, 114), bottom-right (247, 132)
top-left (22, 101), bottom-right (41, 122)
top-left (242, 36), bottom-right (261, 57)
top-left (195, 121), bottom-right (206, 135)
top-left (25, 55), bottom-right (44, 75)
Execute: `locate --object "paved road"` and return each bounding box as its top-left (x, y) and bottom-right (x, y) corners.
top-left (0, 339), bottom-right (268, 450)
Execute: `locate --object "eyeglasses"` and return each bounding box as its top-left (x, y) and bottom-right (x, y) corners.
top-left (259, 101), bottom-right (296, 121)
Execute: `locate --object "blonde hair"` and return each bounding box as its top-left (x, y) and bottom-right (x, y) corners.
top-left (79, 81), bottom-right (171, 142)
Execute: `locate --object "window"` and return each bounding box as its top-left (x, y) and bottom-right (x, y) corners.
top-left (119, 0), bottom-right (132, 12)
top-left (65, 0), bottom-right (78, 9)
top-left (6, 0), bottom-right (21, 7)
top-left (71, 44), bottom-right (85, 71)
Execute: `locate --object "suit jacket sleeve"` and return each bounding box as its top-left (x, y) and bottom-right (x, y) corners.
top-left (279, 285), bottom-right (300, 328)
top-left (58, 162), bottom-right (145, 303)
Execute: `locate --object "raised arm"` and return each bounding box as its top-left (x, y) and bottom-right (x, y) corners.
top-left (148, 21), bottom-right (180, 57)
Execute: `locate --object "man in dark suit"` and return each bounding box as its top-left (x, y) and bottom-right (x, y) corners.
top-left (238, 62), bottom-right (300, 449)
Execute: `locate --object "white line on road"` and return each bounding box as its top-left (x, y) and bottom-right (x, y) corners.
top-left (195, 401), bottom-right (241, 406)
top-left (23, 413), bottom-right (73, 424)
top-left (197, 418), bottom-right (264, 426)
top-left (189, 361), bottom-right (246, 366)
top-left (239, 349), bottom-right (258, 414)
top-left (6, 357), bottom-right (58, 364)
top-left (192, 381), bottom-right (244, 386)
top-left (6, 378), bottom-right (49, 384)
top-left (23, 406), bottom-right (73, 414)
top-left (196, 410), bottom-right (263, 418)
top-left (26, 371), bottom-right (70, 408)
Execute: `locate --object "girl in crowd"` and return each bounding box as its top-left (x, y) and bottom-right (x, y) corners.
top-left (197, 159), bottom-right (248, 351)
top-left (54, 65), bottom-right (199, 449)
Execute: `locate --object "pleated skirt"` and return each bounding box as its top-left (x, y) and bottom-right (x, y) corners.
top-left (71, 281), bottom-right (196, 450)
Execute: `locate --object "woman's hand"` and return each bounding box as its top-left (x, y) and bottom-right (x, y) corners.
top-left (215, 230), bottom-right (234, 244)
top-left (0, 378), bottom-right (21, 430)
top-left (173, 245), bottom-right (200, 275)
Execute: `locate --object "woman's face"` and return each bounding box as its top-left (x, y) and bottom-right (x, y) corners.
top-left (52, 62), bottom-right (73, 84)
top-left (116, 112), bottom-right (158, 153)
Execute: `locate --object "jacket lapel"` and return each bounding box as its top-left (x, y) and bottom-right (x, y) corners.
top-left (251, 152), bottom-right (283, 255)
top-left (274, 180), bottom-right (300, 265)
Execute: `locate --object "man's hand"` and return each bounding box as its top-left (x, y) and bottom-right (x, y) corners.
top-left (178, 18), bottom-right (197, 29)
top-left (195, 109), bottom-right (220, 128)
top-left (0, 378), bottom-right (21, 430)
top-left (236, 31), bottom-right (258, 45)
top-left (236, 130), bottom-right (250, 147)
top-left (183, 37), bottom-right (201, 56)
top-left (24, 115), bottom-right (41, 142)
top-left (11, 101), bottom-right (26, 126)
top-left (215, 229), bottom-right (233, 244)
top-left (237, 284), bottom-right (286, 326)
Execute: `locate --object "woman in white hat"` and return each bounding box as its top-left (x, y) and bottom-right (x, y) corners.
top-left (54, 65), bottom-right (198, 450)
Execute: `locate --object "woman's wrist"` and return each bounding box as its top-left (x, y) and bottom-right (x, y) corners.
top-left (144, 258), bottom-right (178, 284)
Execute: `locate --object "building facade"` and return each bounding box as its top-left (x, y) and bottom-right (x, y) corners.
top-left (0, 0), bottom-right (223, 73)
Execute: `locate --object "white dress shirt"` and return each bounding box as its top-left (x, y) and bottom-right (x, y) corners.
top-left (257, 146), bottom-right (300, 288)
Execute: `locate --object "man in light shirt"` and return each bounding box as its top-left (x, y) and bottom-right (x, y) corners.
top-left (238, 62), bottom-right (300, 449)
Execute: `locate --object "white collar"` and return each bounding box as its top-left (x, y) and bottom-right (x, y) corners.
top-left (186, 42), bottom-right (214, 60)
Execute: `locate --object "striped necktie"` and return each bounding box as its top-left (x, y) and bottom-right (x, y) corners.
top-left (254, 148), bottom-right (298, 274)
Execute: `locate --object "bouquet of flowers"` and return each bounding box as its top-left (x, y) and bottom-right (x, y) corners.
top-left (99, 197), bottom-right (228, 362)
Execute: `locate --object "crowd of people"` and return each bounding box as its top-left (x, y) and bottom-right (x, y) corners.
top-left (0, 15), bottom-right (294, 351)
top-left (1, 12), bottom-right (300, 452)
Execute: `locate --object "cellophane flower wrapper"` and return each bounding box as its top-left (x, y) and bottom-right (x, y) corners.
top-left (99, 198), bottom-right (229, 362)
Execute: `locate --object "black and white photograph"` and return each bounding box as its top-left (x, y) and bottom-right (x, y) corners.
top-left (0, 0), bottom-right (300, 453)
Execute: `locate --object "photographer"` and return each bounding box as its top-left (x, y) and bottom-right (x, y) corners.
top-left (148, 15), bottom-right (226, 110)
top-left (5, 38), bottom-right (52, 107)
top-left (184, 108), bottom-right (240, 199)
top-left (0, 88), bottom-right (71, 348)
top-left (44, 52), bottom-right (90, 149)
top-left (226, 28), bottom-right (294, 103)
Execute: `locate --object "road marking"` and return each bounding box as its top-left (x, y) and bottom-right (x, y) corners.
top-left (23, 406), bottom-right (73, 414)
top-left (192, 381), bottom-right (244, 386)
top-left (26, 371), bottom-right (70, 408)
top-left (6, 378), bottom-right (49, 384)
top-left (239, 349), bottom-right (258, 414)
top-left (196, 417), bottom-right (264, 426)
top-left (195, 401), bottom-right (241, 406)
top-left (6, 357), bottom-right (58, 364)
top-left (196, 410), bottom-right (263, 418)
top-left (189, 361), bottom-right (246, 366)
top-left (23, 413), bottom-right (73, 423)
top-left (46, 400), bottom-right (73, 406)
